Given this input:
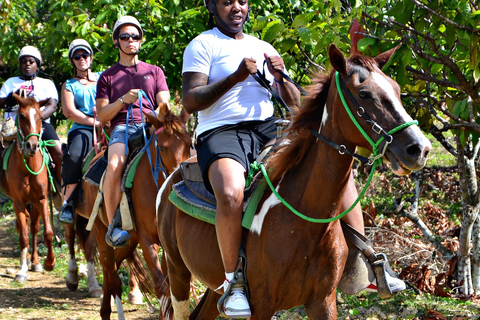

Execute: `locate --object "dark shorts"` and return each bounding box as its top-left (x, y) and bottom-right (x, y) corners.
top-left (62, 128), bottom-right (93, 184)
top-left (42, 122), bottom-right (59, 141)
top-left (196, 117), bottom-right (277, 193)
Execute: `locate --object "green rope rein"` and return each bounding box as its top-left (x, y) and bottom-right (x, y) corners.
top-left (21, 133), bottom-right (58, 193)
top-left (248, 71), bottom-right (418, 224)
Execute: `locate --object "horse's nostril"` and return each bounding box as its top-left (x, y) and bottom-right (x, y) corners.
top-left (406, 145), bottom-right (422, 158)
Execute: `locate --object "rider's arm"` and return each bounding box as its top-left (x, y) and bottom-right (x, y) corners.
top-left (154, 90), bottom-right (171, 114)
top-left (61, 82), bottom-right (98, 127)
top-left (265, 53), bottom-right (301, 109)
top-left (40, 98), bottom-right (58, 120)
top-left (96, 97), bottom-right (123, 124)
top-left (182, 58), bottom-right (256, 114)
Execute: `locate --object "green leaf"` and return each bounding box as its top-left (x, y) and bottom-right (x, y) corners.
top-left (262, 20), bottom-right (284, 43)
top-left (357, 37), bottom-right (375, 52)
top-left (291, 12), bottom-right (315, 28)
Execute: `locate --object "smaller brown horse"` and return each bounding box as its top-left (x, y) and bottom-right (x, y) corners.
top-left (0, 93), bottom-right (56, 282)
top-left (77, 106), bottom-right (191, 320)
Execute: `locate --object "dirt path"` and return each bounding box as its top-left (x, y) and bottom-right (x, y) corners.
top-left (0, 212), bottom-right (157, 320)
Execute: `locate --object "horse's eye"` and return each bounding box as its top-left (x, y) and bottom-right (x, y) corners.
top-left (358, 91), bottom-right (371, 100)
top-left (159, 147), bottom-right (165, 152)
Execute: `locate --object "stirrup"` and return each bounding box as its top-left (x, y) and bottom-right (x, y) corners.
top-left (217, 251), bottom-right (250, 317)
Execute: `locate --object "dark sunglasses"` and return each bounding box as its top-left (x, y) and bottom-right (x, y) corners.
top-left (72, 53), bottom-right (90, 61)
top-left (118, 33), bottom-right (141, 41)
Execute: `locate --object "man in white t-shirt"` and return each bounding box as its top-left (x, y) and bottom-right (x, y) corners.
top-left (182, 0), bottom-right (300, 317)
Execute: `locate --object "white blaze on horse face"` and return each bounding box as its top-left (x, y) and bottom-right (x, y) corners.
top-left (371, 72), bottom-right (413, 123)
top-left (29, 107), bottom-right (38, 132)
top-left (250, 179), bottom-right (282, 235)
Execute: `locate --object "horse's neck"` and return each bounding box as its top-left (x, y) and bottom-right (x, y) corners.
top-left (281, 124), bottom-right (355, 219)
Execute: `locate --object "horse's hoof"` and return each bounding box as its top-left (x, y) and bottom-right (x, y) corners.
top-left (128, 290), bottom-right (144, 305)
top-left (44, 259), bottom-right (56, 272)
top-left (15, 275), bottom-right (27, 283)
top-left (30, 264), bottom-right (44, 272)
top-left (89, 287), bottom-right (103, 298)
top-left (66, 279), bottom-right (79, 292)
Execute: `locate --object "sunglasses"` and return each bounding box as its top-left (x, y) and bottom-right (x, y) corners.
top-left (118, 33), bottom-right (141, 41)
top-left (72, 53), bottom-right (90, 61)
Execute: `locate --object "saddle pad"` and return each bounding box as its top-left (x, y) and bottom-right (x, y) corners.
top-left (169, 178), bottom-right (267, 230)
top-left (2, 143), bottom-right (14, 171)
top-left (84, 154), bottom-right (107, 187)
top-left (122, 149), bottom-right (145, 190)
top-left (180, 161), bottom-right (217, 206)
top-left (81, 148), bottom-right (97, 175)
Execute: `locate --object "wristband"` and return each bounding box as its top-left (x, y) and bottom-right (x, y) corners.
top-left (120, 95), bottom-right (125, 104)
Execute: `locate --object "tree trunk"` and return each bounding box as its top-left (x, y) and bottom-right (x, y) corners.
top-left (456, 137), bottom-right (480, 295)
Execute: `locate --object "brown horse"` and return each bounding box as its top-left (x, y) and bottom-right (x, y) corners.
top-left (0, 93), bottom-right (56, 282)
top-left (77, 106), bottom-right (191, 319)
top-left (63, 131), bottom-right (109, 298)
top-left (156, 42), bottom-right (432, 319)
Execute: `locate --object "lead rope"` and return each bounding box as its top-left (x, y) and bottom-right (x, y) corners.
top-left (252, 71), bottom-right (418, 223)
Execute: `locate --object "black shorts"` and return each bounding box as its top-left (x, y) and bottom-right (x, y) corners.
top-left (196, 117), bottom-right (277, 193)
top-left (42, 121), bottom-right (59, 141)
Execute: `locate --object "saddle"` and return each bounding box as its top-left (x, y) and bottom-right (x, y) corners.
top-left (83, 127), bottom-right (152, 232)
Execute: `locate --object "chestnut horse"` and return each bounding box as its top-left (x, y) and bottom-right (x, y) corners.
top-left (156, 43), bottom-right (432, 319)
top-left (0, 93), bottom-right (56, 282)
top-left (63, 131), bottom-right (110, 298)
top-left (77, 107), bottom-right (191, 320)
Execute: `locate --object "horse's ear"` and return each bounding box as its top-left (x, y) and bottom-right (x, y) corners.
top-left (374, 44), bottom-right (401, 70)
top-left (144, 110), bottom-right (162, 129)
top-left (329, 44), bottom-right (347, 75)
top-left (12, 92), bottom-right (22, 104)
top-left (349, 18), bottom-right (364, 56)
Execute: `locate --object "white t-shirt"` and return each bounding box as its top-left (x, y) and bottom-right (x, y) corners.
top-left (182, 27), bottom-right (281, 136)
top-left (0, 76), bottom-right (58, 123)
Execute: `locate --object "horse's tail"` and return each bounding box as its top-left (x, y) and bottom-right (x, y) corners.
top-left (127, 249), bottom-right (158, 309)
top-left (75, 215), bottom-right (90, 251)
top-left (158, 251), bottom-right (173, 320)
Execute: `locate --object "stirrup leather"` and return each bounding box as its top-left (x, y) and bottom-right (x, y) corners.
top-left (341, 221), bottom-right (394, 299)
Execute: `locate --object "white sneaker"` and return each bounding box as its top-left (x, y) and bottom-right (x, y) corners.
top-left (224, 287), bottom-right (251, 318)
top-left (365, 272), bottom-right (406, 293)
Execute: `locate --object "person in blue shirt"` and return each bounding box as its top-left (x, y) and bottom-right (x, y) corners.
top-left (58, 39), bottom-right (102, 224)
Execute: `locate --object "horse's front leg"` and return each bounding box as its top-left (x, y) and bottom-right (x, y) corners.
top-left (14, 203), bottom-right (29, 282)
top-left (29, 204), bottom-right (43, 272)
top-left (136, 233), bottom-right (168, 299)
top-left (39, 199), bottom-right (55, 271)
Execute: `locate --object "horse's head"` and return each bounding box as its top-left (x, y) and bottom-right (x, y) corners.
top-left (144, 104), bottom-right (192, 175)
top-left (13, 92), bottom-right (44, 157)
top-left (328, 44), bottom-right (431, 175)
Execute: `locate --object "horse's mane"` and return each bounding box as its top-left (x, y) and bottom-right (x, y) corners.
top-left (158, 108), bottom-right (186, 136)
top-left (266, 53), bottom-right (378, 182)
